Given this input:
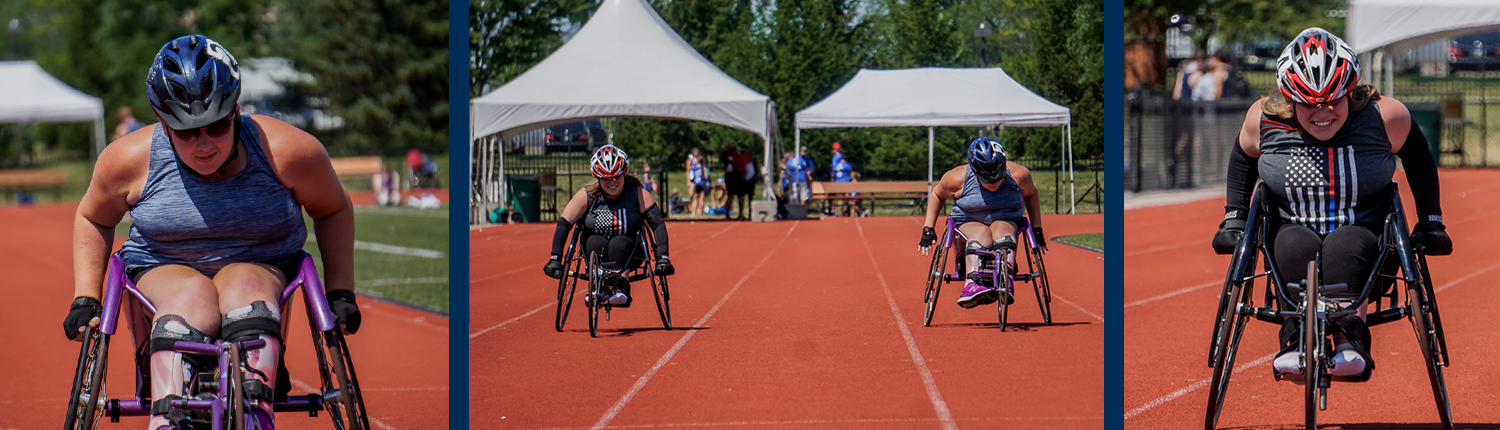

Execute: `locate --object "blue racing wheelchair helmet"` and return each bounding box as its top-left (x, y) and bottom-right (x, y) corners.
top-left (146, 35), bottom-right (241, 130)
top-left (966, 137), bottom-right (1008, 184)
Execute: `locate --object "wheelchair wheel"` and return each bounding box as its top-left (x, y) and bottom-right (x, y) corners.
top-left (310, 325), bottom-right (370, 430)
top-left (65, 326), bottom-right (109, 430)
top-left (1303, 261), bottom-right (1322, 430)
top-left (229, 343), bottom-right (246, 430)
top-left (1204, 267), bottom-right (1252, 430)
top-left (996, 260), bottom-right (1011, 332)
top-left (555, 251), bottom-right (583, 332)
top-left (1026, 241), bottom-right (1052, 325)
top-left (922, 240), bottom-right (949, 327)
top-left (587, 251), bottom-right (603, 338)
top-left (1408, 267), bottom-right (1454, 430)
top-left (648, 262), bottom-right (672, 329)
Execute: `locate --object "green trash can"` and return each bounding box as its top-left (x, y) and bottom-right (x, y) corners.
top-left (1407, 103), bottom-right (1441, 156)
top-left (507, 174), bottom-right (541, 223)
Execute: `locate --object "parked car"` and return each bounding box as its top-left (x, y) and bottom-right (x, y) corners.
top-left (544, 120), bottom-right (608, 154)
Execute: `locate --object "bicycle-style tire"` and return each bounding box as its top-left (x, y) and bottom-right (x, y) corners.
top-left (1409, 262), bottom-right (1454, 430)
top-left (587, 251), bottom-right (602, 338)
top-left (923, 240), bottom-right (949, 327)
top-left (1026, 239), bottom-right (1052, 325)
top-left (1304, 261), bottom-right (1320, 430)
top-left (310, 321), bottom-right (369, 430)
top-left (1204, 268), bottom-right (1252, 430)
top-left (65, 326), bottom-right (109, 430)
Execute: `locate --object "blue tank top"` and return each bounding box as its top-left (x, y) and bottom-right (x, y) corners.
top-left (1258, 102), bottom-right (1396, 234)
top-left (119, 115), bottom-right (308, 277)
top-left (949, 167), bottom-right (1026, 224)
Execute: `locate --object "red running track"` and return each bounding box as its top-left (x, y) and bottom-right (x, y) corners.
top-left (471, 215), bottom-right (1104, 429)
top-left (0, 203), bottom-right (448, 430)
top-left (1124, 169), bottom-right (1500, 429)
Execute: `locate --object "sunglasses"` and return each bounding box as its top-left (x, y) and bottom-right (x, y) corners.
top-left (168, 113), bottom-right (236, 142)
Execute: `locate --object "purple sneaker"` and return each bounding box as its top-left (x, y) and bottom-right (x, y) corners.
top-left (956, 281), bottom-right (998, 309)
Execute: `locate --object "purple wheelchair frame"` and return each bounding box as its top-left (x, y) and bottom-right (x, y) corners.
top-left (923, 217), bottom-right (1052, 330)
top-left (82, 252), bottom-right (347, 428)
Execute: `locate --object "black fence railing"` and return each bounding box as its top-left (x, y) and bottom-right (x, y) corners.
top-left (1125, 95), bottom-right (1252, 193)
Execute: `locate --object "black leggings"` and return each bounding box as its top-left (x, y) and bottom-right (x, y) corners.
top-left (584, 234), bottom-right (639, 270)
top-left (1272, 224), bottom-right (1381, 296)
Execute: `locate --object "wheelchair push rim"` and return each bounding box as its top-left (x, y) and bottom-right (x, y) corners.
top-left (587, 251), bottom-right (603, 338)
top-left (922, 234), bottom-right (950, 327)
top-left (1408, 263), bottom-right (1454, 430)
top-left (310, 316), bottom-right (370, 430)
top-left (1025, 237), bottom-right (1052, 325)
top-left (66, 326), bottom-right (110, 430)
top-left (555, 236), bottom-right (584, 332)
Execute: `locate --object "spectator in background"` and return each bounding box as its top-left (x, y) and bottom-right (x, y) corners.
top-left (720, 142), bottom-right (741, 217)
top-left (113, 106), bottom-right (143, 141)
top-left (641, 161), bottom-right (659, 193)
top-left (707, 177), bottom-right (728, 215)
top-left (407, 148), bottom-right (441, 188)
top-left (372, 161), bottom-right (401, 206)
top-left (687, 147), bottom-right (709, 216)
top-left (1168, 53), bottom-right (1205, 188)
top-left (789, 147), bottom-right (813, 203)
top-left (727, 146), bottom-right (755, 220)
top-left (831, 145), bottom-right (855, 216)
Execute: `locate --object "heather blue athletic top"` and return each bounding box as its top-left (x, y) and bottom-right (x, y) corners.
top-left (119, 115), bottom-right (307, 278)
top-left (950, 167), bottom-right (1026, 225)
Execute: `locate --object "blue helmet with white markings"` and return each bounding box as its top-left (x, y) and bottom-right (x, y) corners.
top-left (966, 137), bottom-right (1008, 184)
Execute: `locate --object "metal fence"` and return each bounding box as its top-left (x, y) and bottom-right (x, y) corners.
top-left (1124, 95), bottom-right (1251, 193)
top-left (471, 137), bottom-right (1103, 224)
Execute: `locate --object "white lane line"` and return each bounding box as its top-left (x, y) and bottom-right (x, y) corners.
top-left (855, 219), bottom-right (958, 430)
top-left (308, 237), bottom-right (444, 259)
top-left (1123, 242), bottom-right (1195, 258)
top-left (471, 302), bottom-right (554, 339)
top-left (1123, 258), bottom-right (1500, 420)
top-left (1123, 280), bottom-right (1220, 308)
top-left (289, 377), bottom-right (402, 430)
top-left (1055, 294), bottom-right (1105, 322)
top-left (590, 222), bottom-right (797, 430)
top-left (1122, 352), bottom-right (1275, 421)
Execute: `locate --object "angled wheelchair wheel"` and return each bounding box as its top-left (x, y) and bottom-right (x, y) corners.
top-left (996, 260), bottom-right (1011, 332)
top-left (1303, 261), bottom-right (1322, 430)
top-left (922, 241), bottom-right (949, 327)
top-left (65, 326), bottom-right (110, 430)
top-left (1204, 267), bottom-right (1252, 430)
top-left (310, 325), bottom-right (370, 430)
top-left (649, 263), bottom-right (672, 329)
top-left (1409, 259), bottom-right (1454, 430)
top-left (229, 343), bottom-right (246, 430)
top-left (587, 251), bottom-right (603, 338)
top-left (1209, 237), bottom-right (1260, 368)
top-left (555, 248), bottom-right (583, 332)
top-left (1026, 241), bottom-right (1052, 325)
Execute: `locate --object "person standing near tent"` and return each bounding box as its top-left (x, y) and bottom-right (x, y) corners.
top-left (686, 147), bottom-right (709, 215)
top-left (114, 106), bottom-right (144, 141)
top-left (727, 146), bottom-right (754, 220)
top-left (720, 142), bottom-right (741, 218)
top-left (788, 147), bottom-right (813, 204)
top-left (917, 137), bottom-right (1044, 308)
top-left (64, 35), bottom-right (360, 430)
top-left (831, 144), bottom-right (855, 216)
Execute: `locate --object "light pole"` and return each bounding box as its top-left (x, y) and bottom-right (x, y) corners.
top-left (974, 22), bottom-right (992, 67)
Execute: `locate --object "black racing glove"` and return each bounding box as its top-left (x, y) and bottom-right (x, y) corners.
top-left (327, 289), bottom-right (362, 334)
top-left (919, 226), bottom-right (937, 248)
top-left (1032, 226), bottom-right (1046, 246)
top-left (543, 254), bottom-right (564, 279)
top-left (1212, 210), bottom-right (1247, 255)
top-left (1412, 220), bottom-right (1452, 256)
top-left (64, 297), bottom-right (102, 341)
top-left (655, 255), bottom-right (675, 276)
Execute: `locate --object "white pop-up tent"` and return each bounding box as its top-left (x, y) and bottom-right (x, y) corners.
top-left (470, 0), bottom-right (779, 216)
top-left (0, 61), bottom-right (106, 157)
top-left (1348, 0), bottom-right (1500, 95)
top-left (794, 67), bottom-right (1076, 212)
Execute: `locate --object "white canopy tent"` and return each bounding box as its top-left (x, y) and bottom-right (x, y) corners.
top-left (470, 0), bottom-right (779, 218)
top-left (794, 67), bottom-right (1076, 212)
top-left (1348, 0), bottom-right (1500, 96)
top-left (0, 61), bottom-right (106, 157)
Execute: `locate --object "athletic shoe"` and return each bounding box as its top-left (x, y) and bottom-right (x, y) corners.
top-left (956, 282), bottom-right (998, 309)
top-left (1273, 349), bottom-right (1302, 375)
top-left (1330, 343), bottom-right (1367, 376)
top-left (607, 281), bottom-right (632, 307)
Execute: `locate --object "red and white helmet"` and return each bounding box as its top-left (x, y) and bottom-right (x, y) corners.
top-left (591, 144), bottom-right (629, 178)
top-left (1276, 28), bottom-right (1360, 104)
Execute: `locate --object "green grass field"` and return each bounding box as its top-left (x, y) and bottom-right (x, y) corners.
top-left (304, 206), bottom-right (449, 314)
top-left (1053, 233), bottom-right (1102, 253)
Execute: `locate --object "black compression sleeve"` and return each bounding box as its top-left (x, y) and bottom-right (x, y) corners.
top-left (1225, 137), bottom-right (1258, 217)
top-left (644, 205), bottom-right (669, 256)
top-left (1395, 117), bottom-right (1443, 221)
top-left (551, 220), bottom-right (573, 256)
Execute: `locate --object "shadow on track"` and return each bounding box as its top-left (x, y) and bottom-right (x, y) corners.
top-left (926, 321), bottom-right (1091, 331)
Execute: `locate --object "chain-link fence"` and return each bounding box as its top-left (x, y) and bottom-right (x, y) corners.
top-left (1125, 94), bottom-right (1251, 193)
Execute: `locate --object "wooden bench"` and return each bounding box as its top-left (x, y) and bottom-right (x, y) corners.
top-left (329, 156), bottom-right (385, 179)
top-left (0, 169), bottom-right (66, 202)
top-left (809, 181), bottom-right (930, 215)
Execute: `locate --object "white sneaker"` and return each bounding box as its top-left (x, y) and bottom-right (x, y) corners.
top-left (1273, 350), bottom-right (1302, 375)
top-left (607, 291), bottom-right (630, 306)
top-left (1330, 344), bottom-right (1367, 376)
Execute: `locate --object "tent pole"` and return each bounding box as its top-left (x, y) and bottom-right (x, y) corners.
top-left (927, 126), bottom-right (934, 193)
top-left (763, 132), bottom-right (774, 201)
top-left (1068, 123), bottom-right (1075, 214)
top-left (794, 128), bottom-right (801, 164)
top-left (93, 118), bottom-right (106, 159)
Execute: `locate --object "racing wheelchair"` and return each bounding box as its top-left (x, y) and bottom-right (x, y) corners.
top-left (922, 217), bottom-right (1052, 331)
top-left (553, 228), bottom-right (672, 338)
top-left (65, 252), bottom-right (368, 430)
top-left (1204, 182), bottom-right (1451, 430)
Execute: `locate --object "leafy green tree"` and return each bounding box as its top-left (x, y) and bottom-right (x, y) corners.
top-left (470, 0), bottom-right (593, 97)
top-left (282, 0), bottom-right (448, 157)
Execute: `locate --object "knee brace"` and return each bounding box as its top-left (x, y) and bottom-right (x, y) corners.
top-left (992, 236), bottom-right (1017, 252)
top-left (221, 301), bottom-right (282, 344)
top-left (148, 315), bottom-right (212, 355)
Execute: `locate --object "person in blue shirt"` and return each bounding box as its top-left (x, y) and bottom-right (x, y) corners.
top-left (831, 144), bottom-right (856, 216)
top-left (789, 147), bottom-right (813, 203)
